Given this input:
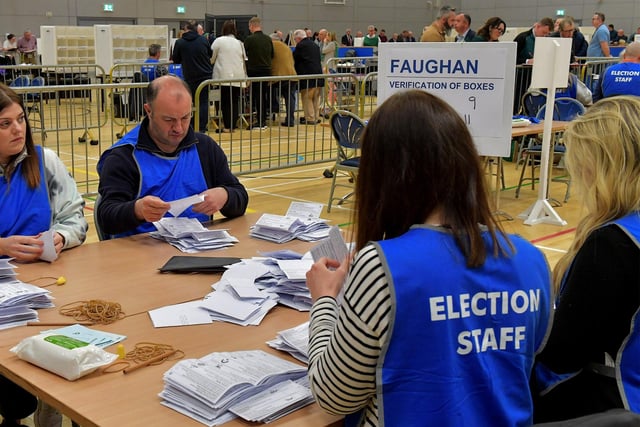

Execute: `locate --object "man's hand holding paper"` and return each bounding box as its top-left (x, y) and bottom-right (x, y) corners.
top-left (135, 195), bottom-right (171, 222)
top-left (192, 187), bottom-right (229, 217)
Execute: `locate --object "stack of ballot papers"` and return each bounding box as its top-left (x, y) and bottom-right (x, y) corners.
top-left (267, 322), bottom-right (310, 364)
top-left (160, 350), bottom-right (313, 426)
top-left (199, 253), bottom-right (313, 325)
top-left (150, 217), bottom-right (239, 253)
top-left (250, 213), bottom-right (330, 243)
top-left (0, 259), bottom-right (54, 329)
top-left (147, 252), bottom-right (314, 328)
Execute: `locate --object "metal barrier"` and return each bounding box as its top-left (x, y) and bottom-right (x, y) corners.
top-left (2, 56), bottom-right (623, 196)
top-left (0, 64), bottom-right (108, 147)
top-left (194, 73), bottom-right (364, 175)
top-left (578, 57), bottom-right (620, 93)
top-left (0, 72), bottom-right (369, 195)
top-left (107, 62), bottom-right (179, 138)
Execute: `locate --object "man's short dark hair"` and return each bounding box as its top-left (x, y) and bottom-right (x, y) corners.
top-left (596, 12), bottom-right (606, 22)
top-left (148, 43), bottom-right (161, 57)
top-left (185, 20), bottom-right (198, 32)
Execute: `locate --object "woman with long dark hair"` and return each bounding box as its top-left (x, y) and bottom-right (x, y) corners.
top-left (306, 90), bottom-right (552, 426)
top-left (0, 83), bottom-right (86, 425)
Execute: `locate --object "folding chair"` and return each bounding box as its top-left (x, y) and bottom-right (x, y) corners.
top-left (327, 110), bottom-right (365, 212)
top-left (93, 194), bottom-right (110, 241)
top-left (514, 89), bottom-right (547, 168)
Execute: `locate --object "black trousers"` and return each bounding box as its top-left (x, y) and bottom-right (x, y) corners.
top-left (187, 78), bottom-right (209, 133)
top-left (0, 375), bottom-right (37, 422)
top-left (248, 69), bottom-right (271, 127)
top-left (219, 85), bottom-right (241, 130)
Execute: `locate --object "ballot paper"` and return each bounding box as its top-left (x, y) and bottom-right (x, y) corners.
top-left (160, 350), bottom-right (310, 425)
top-left (310, 226), bottom-right (348, 262)
top-left (226, 256), bottom-right (313, 311)
top-left (228, 377), bottom-right (314, 423)
top-left (0, 261), bottom-right (53, 329)
top-left (151, 217), bottom-right (239, 253)
top-left (285, 201), bottom-right (323, 219)
top-left (168, 194), bottom-right (205, 217)
top-left (267, 321), bottom-right (310, 364)
top-left (148, 301), bottom-right (213, 328)
top-left (38, 229), bottom-right (58, 262)
top-left (201, 284), bottom-right (278, 326)
top-left (250, 213), bottom-right (330, 243)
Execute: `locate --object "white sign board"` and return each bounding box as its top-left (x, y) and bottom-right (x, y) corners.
top-left (530, 37), bottom-right (572, 90)
top-left (378, 42), bottom-right (517, 157)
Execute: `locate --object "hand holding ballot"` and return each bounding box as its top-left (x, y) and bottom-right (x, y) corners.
top-left (306, 256), bottom-right (350, 301)
top-left (134, 195), bottom-right (172, 223)
top-left (192, 187), bottom-right (229, 217)
top-left (135, 193), bottom-right (213, 223)
top-left (306, 226), bottom-right (351, 302)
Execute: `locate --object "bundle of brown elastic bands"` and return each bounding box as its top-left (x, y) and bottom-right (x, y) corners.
top-left (59, 299), bottom-right (125, 325)
top-left (103, 342), bottom-right (184, 374)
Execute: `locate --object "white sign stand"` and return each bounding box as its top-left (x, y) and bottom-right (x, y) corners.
top-left (377, 42), bottom-right (516, 157)
top-left (519, 38), bottom-right (571, 226)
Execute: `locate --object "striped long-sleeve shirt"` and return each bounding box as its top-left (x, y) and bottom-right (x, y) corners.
top-left (308, 244), bottom-right (391, 426)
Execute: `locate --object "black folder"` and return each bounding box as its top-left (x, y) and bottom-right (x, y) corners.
top-left (159, 256), bottom-right (241, 273)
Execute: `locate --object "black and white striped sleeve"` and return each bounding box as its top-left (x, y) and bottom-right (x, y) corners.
top-left (307, 244), bottom-right (391, 423)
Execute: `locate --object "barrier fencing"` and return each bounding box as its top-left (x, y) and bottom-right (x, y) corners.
top-left (0, 56), bottom-right (619, 196)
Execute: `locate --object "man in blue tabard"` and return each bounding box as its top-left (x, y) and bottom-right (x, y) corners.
top-left (593, 42), bottom-right (640, 101)
top-left (96, 75), bottom-right (248, 238)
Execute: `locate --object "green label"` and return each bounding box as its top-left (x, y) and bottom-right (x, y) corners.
top-left (44, 335), bottom-right (90, 349)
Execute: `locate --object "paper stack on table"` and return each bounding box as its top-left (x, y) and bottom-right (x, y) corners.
top-left (0, 259), bottom-right (54, 329)
top-left (147, 252), bottom-right (315, 328)
top-left (250, 213), bottom-right (330, 243)
top-left (160, 350), bottom-right (313, 426)
top-left (150, 217), bottom-right (239, 253)
top-left (267, 321), bottom-right (310, 364)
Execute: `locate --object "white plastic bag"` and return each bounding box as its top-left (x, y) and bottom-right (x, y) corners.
top-left (11, 334), bottom-right (118, 381)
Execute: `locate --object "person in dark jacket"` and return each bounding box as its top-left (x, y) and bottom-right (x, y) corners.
top-left (548, 17), bottom-right (588, 61)
top-left (244, 16), bottom-right (274, 129)
top-left (292, 29), bottom-right (325, 125)
top-left (96, 76), bottom-right (248, 238)
top-left (170, 20), bottom-right (212, 132)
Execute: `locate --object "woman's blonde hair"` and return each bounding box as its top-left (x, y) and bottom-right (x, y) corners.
top-left (553, 96), bottom-right (640, 290)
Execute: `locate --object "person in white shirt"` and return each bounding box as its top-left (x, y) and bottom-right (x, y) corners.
top-left (3, 34), bottom-right (17, 51)
top-left (210, 20), bottom-right (247, 133)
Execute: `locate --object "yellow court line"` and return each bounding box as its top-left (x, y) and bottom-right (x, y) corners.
top-left (534, 245), bottom-right (568, 254)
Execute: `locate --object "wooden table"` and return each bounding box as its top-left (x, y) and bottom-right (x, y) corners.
top-left (486, 121), bottom-right (571, 219)
top-left (0, 213), bottom-right (341, 427)
top-left (510, 120), bottom-right (569, 139)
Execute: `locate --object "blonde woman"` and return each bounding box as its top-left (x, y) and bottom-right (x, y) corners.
top-left (322, 31), bottom-right (338, 69)
top-left (533, 96), bottom-right (640, 422)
